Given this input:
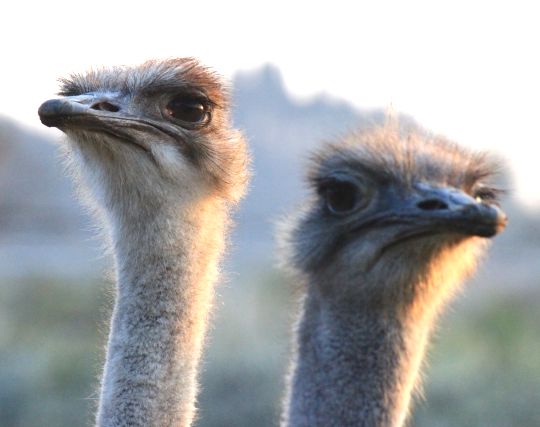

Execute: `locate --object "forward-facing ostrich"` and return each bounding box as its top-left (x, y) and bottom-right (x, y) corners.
top-left (280, 125), bottom-right (507, 427)
top-left (38, 59), bottom-right (249, 427)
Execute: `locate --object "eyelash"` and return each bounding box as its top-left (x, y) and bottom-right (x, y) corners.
top-left (473, 187), bottom-right (500, 203)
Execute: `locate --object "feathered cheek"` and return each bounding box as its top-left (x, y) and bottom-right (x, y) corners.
top-left (151, 142), bottom-right (186, 172)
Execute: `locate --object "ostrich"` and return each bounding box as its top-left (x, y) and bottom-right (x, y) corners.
top-left (38, 58), bottom-right (249, 427)
top-left (280, 125), bottom-right (507, 427)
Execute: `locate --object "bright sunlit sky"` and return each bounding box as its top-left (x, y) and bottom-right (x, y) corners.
top-left (2, 1), bottom-right (539, 206)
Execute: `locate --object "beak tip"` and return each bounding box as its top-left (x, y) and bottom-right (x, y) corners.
top-left (38, 99), bottom-right (60, 116)
top-left (475, 205), bottom-right (508, 238)
top-left (38, 99), bottom-right (63, 127)
top-left (38, 98), bottom-right (88, 128)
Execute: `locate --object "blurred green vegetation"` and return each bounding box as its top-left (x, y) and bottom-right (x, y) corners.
top-left (0, 277), bottom-right (108, 426)
top-left (414, 296), bottom-right (540, 427)
top-left (1, 272), bottom-right (539, 427)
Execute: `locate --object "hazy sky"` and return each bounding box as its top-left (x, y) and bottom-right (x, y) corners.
top-left (2, 0), bottom-right (538, 206)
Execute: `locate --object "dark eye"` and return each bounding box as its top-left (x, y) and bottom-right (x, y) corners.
top-left (473, 186), bottom-right (500, 204)
top-left (320, 179), bottom-right (358, 214)
top-left (165, 95), bottom-right (211, 125)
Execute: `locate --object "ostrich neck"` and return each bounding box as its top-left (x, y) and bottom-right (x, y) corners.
top-left (283, 287), bottom-right (435, 427)
top-left (96, 197), bottom-right (227, 427)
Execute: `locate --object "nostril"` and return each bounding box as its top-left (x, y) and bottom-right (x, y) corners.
top-left (417, 199), bottom-right (449, 211)
top-left (90, 101), bottom-right (120, 112)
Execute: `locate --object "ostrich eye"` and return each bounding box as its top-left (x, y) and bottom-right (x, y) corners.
top-left (320, 179), bottom-right (358, 214)
top-left (473, 186), bottom-right (499, 204)
top-left (165, 95), bottom-right (210, 125)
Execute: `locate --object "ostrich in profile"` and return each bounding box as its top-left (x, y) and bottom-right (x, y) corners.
top-left (38, 58), bottom-right (249, 427)
top-left (280, 125), bottom-right (507, 427)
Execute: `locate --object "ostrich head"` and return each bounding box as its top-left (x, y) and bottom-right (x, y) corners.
top-left (38, 58), bottom-right (248, 215)
top-left (283, 125), bottom-right (507, 309)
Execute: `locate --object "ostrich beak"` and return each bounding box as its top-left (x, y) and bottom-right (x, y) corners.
top-left (38, 94), bottom-right (124, 131)
top-left (37, 94), bottom-right (176, 154)
top-left (411, 185), bottom-right (507, 238)
top-left (39, 96), bottom-right (92, 127)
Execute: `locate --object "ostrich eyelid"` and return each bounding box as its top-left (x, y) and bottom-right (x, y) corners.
top-left (319, 178), bottom-right (372, 215)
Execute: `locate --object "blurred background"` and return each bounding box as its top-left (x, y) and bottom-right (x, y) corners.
top-left (1, 1), bottom-right (539, 426)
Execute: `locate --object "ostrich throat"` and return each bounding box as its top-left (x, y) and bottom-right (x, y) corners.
top-left (98, 197), bottom-right (226, 426)
top-left (287, 240), bottom-right (482, 427)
